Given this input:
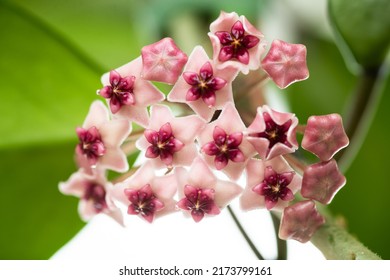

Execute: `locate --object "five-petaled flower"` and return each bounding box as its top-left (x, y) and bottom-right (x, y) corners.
top-left (246, 105), bottom-right (298, 160)
top-left (279, 200), bottom-right (325, 243)
top-left (209, 11), bottom-right (265, 74)
top-left (261, 39), bottom-right (309, 89)
top-left (111, 161), bottom-right (177, 223)
top-left (100, 57), bottom-right (164, 127)
top-left (198, 102), bottom-right (255, 180)
top-left (301, 159), bottom-right (346, 205)
top-left (175, 157), bottom-right (242, 222)
top-left (59, 169), bottom-right (123, 224)
top-left (136, 105), bottom-right (205, 169)
top-left (141, 37), bottom-right (188, 84)
top-left (301, 114), bottom-right (349, 161)
top-left (168, 46), bottom-right (238, 121)
top-left (75, 100), bottom-right (131, 174)
top-left (240, 157), bottom-right (301, 211)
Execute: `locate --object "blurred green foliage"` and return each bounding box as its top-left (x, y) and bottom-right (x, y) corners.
top-left (0, 0), bottom-right (389, 259)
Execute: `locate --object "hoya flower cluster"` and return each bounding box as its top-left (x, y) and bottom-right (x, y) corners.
top-left (60, 11), bottom-right (349, 244)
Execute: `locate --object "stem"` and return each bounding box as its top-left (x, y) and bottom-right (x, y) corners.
top-left (226, 206), bottom-right (264, 260)
top-left (337, 65), bottom-right (388, 172)
top-left (311, 211), bottom-right (381, 260)
top-left (270, 212), bottom-right (287, 260)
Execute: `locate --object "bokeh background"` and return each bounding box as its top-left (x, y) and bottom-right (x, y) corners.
top-left (0, 0), bottom-right (389, 259)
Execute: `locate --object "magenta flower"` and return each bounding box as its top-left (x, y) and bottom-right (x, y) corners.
top-left (279, 200), bottom-right (325, 243)
top-left (98, 70), bottom-right (135, 114)
top-left (136, 105), bottom-right (205, 169)
top-left (75, 101), bottom-right (131, 174)
top-left (175, 157), bottom-right (242, 222)
top-left (209, 11), bottom-right (265, 74)
top-left (168, 46), bottom-right (238, 121)
top-left (261, 39), bottom-right (309, 89)
top-left (301, 114), bottom-right (349, 161)
top-left (246, 105), bottom-right (298, 160)
top-left (111, 161), bottom-right (177, 223)
top-left (99, 57), bottom-right (164, 127)
top-left (59, 169), bottom-right (123, 224)
top-left (141, 37), bottom-right (188, 84)
top-left (240, 157), bottom-right (301, 211)
top-left (198, 102), bottom-right (255, 180)
top-left (301, 159), bottom-right (346, 205)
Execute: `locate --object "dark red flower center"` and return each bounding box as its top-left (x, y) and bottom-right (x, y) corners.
top-left (98, 70), bottom-right (136, 114)
top-left (215, 20), bottom-right (259, 64)
top-left (83, 183), bottom-right (108, 213)
top-left (252, 166), bottom-right (295, 210)
top-left (183, 62), bottom-right (226, 107)
top-left (249, 112), bottom-right (292, 152)
top-left (177, 185), bottom-right (220, 222)
top-left (76, 126), bottom-right (105, 166)
top-left (202, 126), bottom-right (244, 170)
top-left (144, 122), bottom-right (184, 166)
top-left (125, 184), bottom-right (164, 223)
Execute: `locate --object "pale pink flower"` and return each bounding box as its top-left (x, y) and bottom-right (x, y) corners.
top-left (168, 46), bottom-right (238, 121)
top-left (246, 105), bottom-right (298, 160)
top-left (279, 200), bottom-right (325, 243)
top-left (110, 161), bottom-right (177, 223)
top-left (59, 169), bottom-right (123, 224)
top-left (261, 39), bottom-right (309, 89)
top-left (240, 157), bottom-right (301, 211)
top-left (198, 102), bottom-right (255, 180)
top-left (75, 100), bottom-right (131, 174)
top-left (136, 105), bottom-right (205, 169)
top-left (99, 57), bottom-right (164, 127)
top-left (301, 159), bottom-right (346, 205)
top-left (209, 11), bottom-right (265, 74)
top-left (301, 114), bottom-right (349, 161)
top-left (141, 37), bottom-right (188, 84)
top-left (175, 157), bottom-right (242, 222)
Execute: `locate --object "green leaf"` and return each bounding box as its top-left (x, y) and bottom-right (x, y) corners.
top-left (0, 0), bottom-right (142, 259)
top-left (329, 0), bottom-right (390, 70)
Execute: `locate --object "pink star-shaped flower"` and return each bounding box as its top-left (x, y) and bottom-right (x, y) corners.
top-left (209, 11), bottom-right (266, 74)
top-left (246, 105), bottom-right (298, 160)
top-left (75, 101), bottom-right (131, 174)
top-left (110, 161), bottom-right (177, 223)
top-left (136, 105), bottom-right (205, 169)
top-left (198, 102), bottom-right (255, 180)
top-left (99, 57), bottom-right (165, 127)
top-left (279, 200), bottom-right (325, 243)
top-left (175, 157), bottom-right (242, 222)
top-left (59, 169), bottom-right (123, 224)
top-left (261, 39), bottom-right (309, 89)
top-left (141, 37), bottom-right (188, 84)
top-left (168, 46), bottom-right (239, 121)
top-left (240, 157), bottom-right (302, 211)
top-left (301, 114), bottom-right (349, 161)
top-left (301, 159), bottom-right (346, 205)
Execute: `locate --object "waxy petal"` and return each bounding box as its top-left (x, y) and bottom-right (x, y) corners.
top-left (261, 39), bottom-right (309, 89)
top-left (301, 114), bottom-right (349, 161)
top-left (141, 37), bottom-right (188, 84)
top-left (301, 159), bottom-right (346, 205)
top-left (279, 200), bottom-right (325, 243)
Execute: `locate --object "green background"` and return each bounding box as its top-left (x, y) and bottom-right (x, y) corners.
top-left (0, 0), bottom-right (388, 259)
